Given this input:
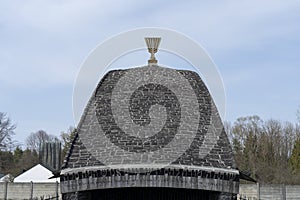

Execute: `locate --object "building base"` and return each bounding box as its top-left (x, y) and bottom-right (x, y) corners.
top-left (62, 187), bottom-right (236, 200)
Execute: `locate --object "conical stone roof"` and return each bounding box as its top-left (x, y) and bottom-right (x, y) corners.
top-left (61, 65), bottom-right (239, 195)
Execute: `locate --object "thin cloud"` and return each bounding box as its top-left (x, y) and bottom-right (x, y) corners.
top-left (0, 0), bottom-right (299, 143)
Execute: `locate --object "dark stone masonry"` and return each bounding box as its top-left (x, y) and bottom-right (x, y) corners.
top-left (61, 65), bottom-right (239, 200)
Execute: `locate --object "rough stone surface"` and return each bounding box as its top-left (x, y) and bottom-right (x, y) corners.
top-left (61, 65), bottom-right (238, 199)
top-left (63, 66), bottom-right (236, 170)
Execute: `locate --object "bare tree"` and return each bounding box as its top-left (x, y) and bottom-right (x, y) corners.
top-left (26, 130), bottom-right (58, 151)
top-left (60, 126), bottom-right (76, 160)
top-left (0, 112), bottom-right (16, 150)
top-left (224, 121), bottom-right (233, 143)
top-left (228, 115), bottom-right (300, 184)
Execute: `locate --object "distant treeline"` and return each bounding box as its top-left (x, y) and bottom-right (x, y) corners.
top-left (0, 111), bottom-right (75, 177)
top-left (226, 115), bottom-right (300, 184)
top-left (1, 111), bottom-right (300, 184)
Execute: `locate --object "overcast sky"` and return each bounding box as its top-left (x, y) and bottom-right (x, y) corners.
top-left (1, 0), bottom-right (300, 148)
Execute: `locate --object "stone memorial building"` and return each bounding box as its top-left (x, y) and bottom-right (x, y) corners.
top-left (60, 38), bottom-right (240, 199)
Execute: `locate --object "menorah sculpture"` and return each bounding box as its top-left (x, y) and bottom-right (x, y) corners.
top-left (145, 37), bottom-right (161, 65)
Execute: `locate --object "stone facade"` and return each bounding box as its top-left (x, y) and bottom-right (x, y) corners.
top-left (61, 66), bottom-right (239, 200)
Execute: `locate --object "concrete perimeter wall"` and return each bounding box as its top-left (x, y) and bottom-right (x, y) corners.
top-left (0, 182), bottom-right (61, 200)
top-left (1, 183), bottom-right (300, 200)
top-left (238, 184), bottom-right (300, 200)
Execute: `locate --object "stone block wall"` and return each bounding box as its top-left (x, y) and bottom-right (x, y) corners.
top-left (238, 184), bottom-right (300, 200)
top-left (0, 182), bottom-right (60, 200)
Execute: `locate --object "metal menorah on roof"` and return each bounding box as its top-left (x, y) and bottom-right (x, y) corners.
top-left (145, 37), bottom-right (161, 65)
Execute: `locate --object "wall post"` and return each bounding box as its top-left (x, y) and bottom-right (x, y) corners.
top-left (256, 182), bottom-right (260, 200)
top-left (282, 184), bottom-right (286, 200)
top-left (4, 182), bottom-right (8, 200)
top-left (56, 181), bottom-right (59, 200)
top-left (30, 181), bottom-right (33, 200)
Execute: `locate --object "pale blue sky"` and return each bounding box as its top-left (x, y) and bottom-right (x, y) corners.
top-left (0, 1), bottom-right (300, 148)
